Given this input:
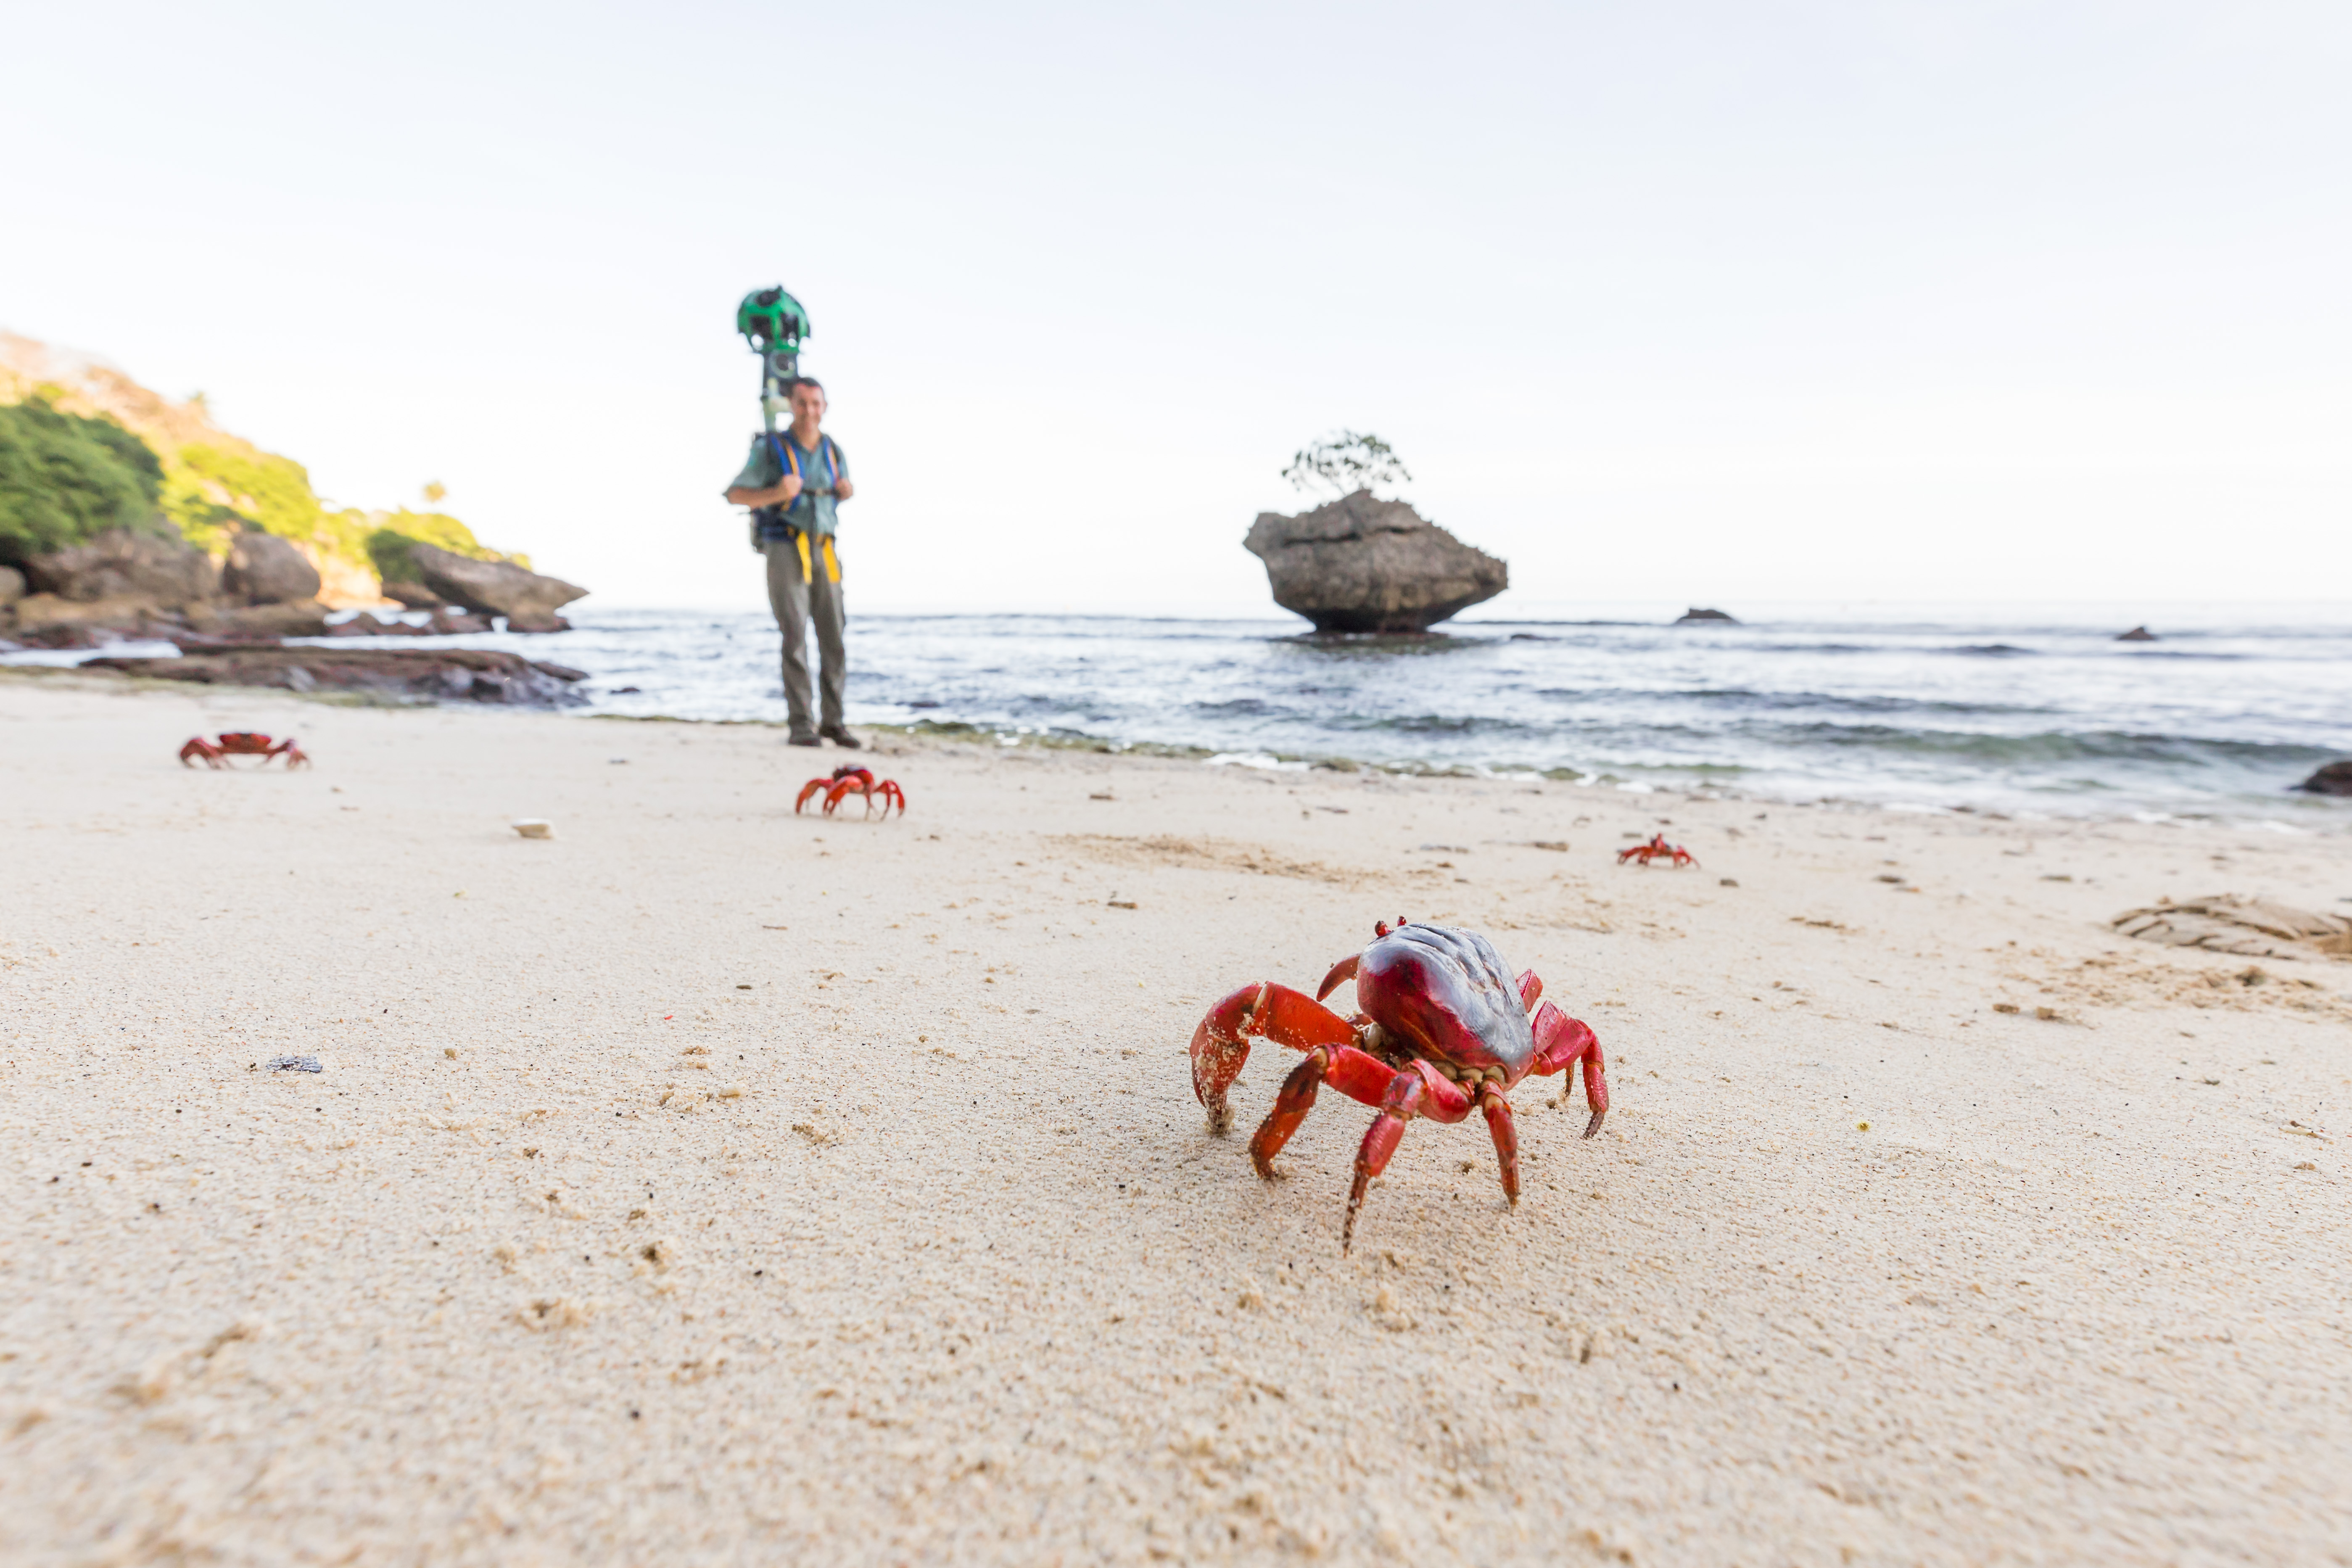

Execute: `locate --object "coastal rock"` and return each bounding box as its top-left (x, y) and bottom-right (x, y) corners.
top-left (382, 580), bottom-right (449, 610)
top-left (2116, 626), bottom-right (2158, 642)
top-left (221, 531), bottom-right (323, 605)
top-left (1676, 607), bottom-right (1738, 624)
top-left (411, 544), bottom-right (588, 620)
top-left (427, 609), bottom-right (494, 636)
top-left (184, 599), bottom-right (331, 639)
top-left (21, 526), bottom-right (217, 610)
top-left (0, 565), bottom-right (23, 608)
top-left (2293, 760), bottom-right (2352, 797)
top-left (10, 593), bottom-right (169, 634)
top-left (83, 645), bottom-right (589, 707)
top-left (1243, 490), bottom-right (1505, 633)
top-left (504, 612), bottom-right (572, 634)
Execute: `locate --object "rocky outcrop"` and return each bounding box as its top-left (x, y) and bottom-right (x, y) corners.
top-left (84, 645), bottom-right (589, 706)
top-left (380, 580), bottom-right (447, 609)
top-left (182, 599), bottom-right (332, 639)
top-left (1676, 607), bottom-right (1737, 624)
top-left (410, 544), bottom-right (587, 621)
top-left (2294, 760), bottom-right (2352, 797)
top-left (1243, 490), bottom-right (1505, 633)
top-left (2116, 626), bottom-right (2158, 642)
top-left (0, 566), bottom-right (23, 608)
top-left (11, 593), bottom-right (176, 634)
top-left (21, 526), bottom-right (217, 610)
top-left (221, 531), bottom-right (323, 605)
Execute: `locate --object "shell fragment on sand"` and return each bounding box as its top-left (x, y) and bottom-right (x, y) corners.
top-left (264, 1055), bottom-right (322, 1073)
top-left (2112, 895), bottom-right (2352, 959)
top-left (512, 819), bottom-right (554, 839)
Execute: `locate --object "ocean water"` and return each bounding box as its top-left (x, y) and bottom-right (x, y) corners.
top-left (15, 604), bottom-right (2351, 820)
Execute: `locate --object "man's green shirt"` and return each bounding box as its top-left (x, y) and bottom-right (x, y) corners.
top-left (729, 431), bottom-right (848, 538)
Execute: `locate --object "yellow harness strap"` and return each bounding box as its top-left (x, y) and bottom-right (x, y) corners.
top-left (793, 530), bottom-right (812, 584)
top-left (822, 536), bottom-right (840, 584)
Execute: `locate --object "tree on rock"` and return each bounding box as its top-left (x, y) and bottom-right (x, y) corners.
top-left (1281, 431), bottom-right (1412, 498)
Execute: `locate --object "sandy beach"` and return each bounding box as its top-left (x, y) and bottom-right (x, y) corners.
top-left (3, 670), bottom-right (2348, 1566)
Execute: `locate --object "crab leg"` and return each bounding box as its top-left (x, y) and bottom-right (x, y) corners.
top-left (1344, 1069), bottom-right (1427, 1253)
top-left (794, 779), bottom-right (828, 813)
top-left (1189, 982), bottom-right (1355, 1136)
top-left (1529, 1000), bottom-right (1609, 1138)
top-left (1249, 1049), bottom-right (1326, 1176)
top-left (1479, 1084), bottom-right (1520, 1205)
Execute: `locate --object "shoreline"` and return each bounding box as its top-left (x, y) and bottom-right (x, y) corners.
top-left (4, 676), bottom-right (2350, 1563)
top-left (9, 659), bottom-right (2349, 830)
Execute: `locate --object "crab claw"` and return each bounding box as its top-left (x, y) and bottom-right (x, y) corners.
top-left (1531, 1000), bottom-right (1608, 1138)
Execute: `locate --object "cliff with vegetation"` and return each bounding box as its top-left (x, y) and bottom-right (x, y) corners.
top-left (0, 331), bottom-right (527, 607)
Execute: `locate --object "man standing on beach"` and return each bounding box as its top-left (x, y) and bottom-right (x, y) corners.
top-left (724, 377), bottom-right (859, 748)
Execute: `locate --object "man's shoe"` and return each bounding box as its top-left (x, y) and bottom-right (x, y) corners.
top-left (820, 725), bottom-right (863, 750)
top-left (788, 732), bottom-right (821, 748)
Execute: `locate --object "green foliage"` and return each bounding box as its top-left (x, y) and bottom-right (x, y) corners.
top-left (1281, 430), bottom-right (1412, 497)
top-left (0, 400), bottom-right (165, 564)
top-left (176, 444), bottom-right (322, 541)
top-left (366, 510), bottom-right (519, 584)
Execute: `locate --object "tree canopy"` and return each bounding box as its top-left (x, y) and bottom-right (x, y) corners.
top-left (1280, 430), bottom-right (1412, 498)
top-left (0, 399), bottom-right (164, 564)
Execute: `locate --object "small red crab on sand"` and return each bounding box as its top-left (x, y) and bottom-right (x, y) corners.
top-left (1617, 833), bottom-right (1695, 868)
top-left (795, 764), bottom-right (906, 818)
top-left (1189, 919), bottom-right (1610, 1251)
top-left (179, 732), bottom-right (309, 769)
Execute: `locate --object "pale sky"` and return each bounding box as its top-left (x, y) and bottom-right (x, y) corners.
top-left (5, 2), bottom-right (2346, 613)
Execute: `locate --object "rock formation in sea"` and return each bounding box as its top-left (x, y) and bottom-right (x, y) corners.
top-left (409, 544), bottom-right (588, 625)
top-left (2116, 626), bottom-right (2158, 642)
top-left (2293, 760), bottom-right (2352, 796)
top-left (1243, 490), bottom-right (1505, 634)
top-left (1675, 607), bottom-right (1738, 624)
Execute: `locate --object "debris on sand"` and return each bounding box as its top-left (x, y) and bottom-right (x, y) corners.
top-left (263, 1055), bottom-right (322, 1073)
top-left (2111, 895), bottom-right (2352, 959)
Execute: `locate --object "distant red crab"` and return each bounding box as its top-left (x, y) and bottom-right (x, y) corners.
top-left (179, 732), bottom-right (310, 769)
top-left (1189, 919), bottom-right (1609, 1251)
top-left (1617, 833), bottom-right (1695, 868)
top-left (795, 764), bottom-right (906, 818)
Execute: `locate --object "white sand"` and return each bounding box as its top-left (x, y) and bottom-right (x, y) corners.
top-left (2, 671), bottom-right (2347, 1565)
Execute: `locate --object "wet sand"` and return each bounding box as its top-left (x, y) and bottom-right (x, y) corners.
top-left (2, 670), bottom-right (2348, 1565)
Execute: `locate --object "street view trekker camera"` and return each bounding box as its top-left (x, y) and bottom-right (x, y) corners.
top-left (737, 285), bottom-right (811, 436)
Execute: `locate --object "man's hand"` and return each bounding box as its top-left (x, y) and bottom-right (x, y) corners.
top-left (833, 477), bottom-right (854, 501)
top-left (724, 475), bottom-right (803, 509)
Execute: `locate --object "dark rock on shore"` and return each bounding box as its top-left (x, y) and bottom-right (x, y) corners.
top-left (427, 608), bottom-right (494, 636)
top-left (21, 526), bottom-right (217, 610)
top-left (1675, 607), bottom-right (1738, 624)
top-left (1243, 489), bottom-right (1506, 633)
top-left (83, 645), bottom-right (589, 706)
top-left (2293, 760), bottom-right (2352, 797)
top-left (221, 531), bottom-right (323, 606)
top-left (504, 612), bottom-right (573, 634)
top-left (411, 544), bottom-right (587, 621)
top-left (185, 599), bottom-right (332, 638)
top-left (381, 580), bottom-right (448, 610)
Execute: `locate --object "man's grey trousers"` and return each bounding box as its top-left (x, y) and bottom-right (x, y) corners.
top-left (763, 538), bottom-right (846, 736)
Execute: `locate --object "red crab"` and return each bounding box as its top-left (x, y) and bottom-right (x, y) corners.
top-left (179, 732), bottom-right (310, 769)
top-left (1617, 833), bottom-right (1695, 868)
top-left (795, 764), bottom-right (906, 818)
top-left (1189, 919), bottom-right (1609, 1251)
